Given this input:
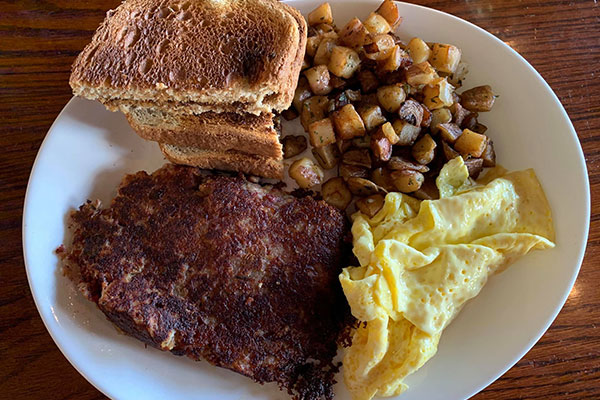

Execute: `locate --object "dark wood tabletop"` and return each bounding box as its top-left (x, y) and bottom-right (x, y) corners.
top-left (1, 0), bottom-right (598, 399)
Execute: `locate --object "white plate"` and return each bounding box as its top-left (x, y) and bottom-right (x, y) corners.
top-left (23, 1), bottom-right (589, 399)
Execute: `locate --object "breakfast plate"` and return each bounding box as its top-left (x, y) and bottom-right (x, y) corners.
top-left (23, 1), bottom-right (589, 399)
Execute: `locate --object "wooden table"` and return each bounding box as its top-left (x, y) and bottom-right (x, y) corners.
top-left (1, 0), bottom-right (598, 398)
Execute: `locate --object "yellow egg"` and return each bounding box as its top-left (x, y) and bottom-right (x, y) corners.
top-left (340, 157), bottom-right (555, 400)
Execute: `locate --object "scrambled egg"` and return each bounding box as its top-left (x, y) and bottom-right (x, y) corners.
top-left (340, 157), bottom-right (555, 400)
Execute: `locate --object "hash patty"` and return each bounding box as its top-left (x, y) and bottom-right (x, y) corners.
top-left (59, 164), bottom-right (349, 400)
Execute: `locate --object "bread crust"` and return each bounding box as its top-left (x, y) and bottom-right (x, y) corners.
top-left (70, 0), bottom-right (306, 113)
top-left (160, 143), bottom-right (283, 179)
top-left (126, 107), bottom-right (283, 158)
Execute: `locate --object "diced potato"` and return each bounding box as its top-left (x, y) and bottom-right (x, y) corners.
top-left (315, 23), bottom-right (336, 35)
top-left (411, 134), bottom-right (437, 165)
top-left (300, 95), bottom-right (328, 131)
top-left (413, 178), bottom-right (440, 200)
top-left (481, 140), bottom-right (496, 167)
top-left (421, 104), bottom-right (432, 127)
top-left (308, 117), bottom-right (336, 148)
top-left (423, 78), bottom-right (455, 110)
top-left (301, 57), bottom-right (311, 71)
top-left (460, 85), bottom-right (496, 112)
top-left (377, 84), bottom-right (406, 113)
top-left (288, 158), bottom-right (324, 189)
top-left (331, 104), bottom-right (366, 139)
top-left (347, 177), bottom-right (381, 196)
top-left (376, 0), bottom-right (402, 28)
top-left (461, 113), bottom-right (478, 130)
top-left (360, 92), bottom-right (380, 105)
top-left (392, 119), bottom-right (421, 146)
top-left (430, 43), bottom-right (462, 74)
top-left (292, 77), bottom-right (312, 112)
top-left (406, 61), bottom-right (438, 86)
top-left (306, 36), bottom-right (322, 57)
top-left (321, 177), bottom-right (352, 209)
top-left (371, 135), bottom-right (392, 161)
top-left (448, 61), bottom-right (469, 87)
top-left (312, 143), bottom-right (340, 169)
top-left (438, 122), bottom-right (463, 144)
top-left (442, 141), bottom-right (460, 161)
top-left (398, 99), bottom-right (424, 126)
top-left (407, 37), bottom-right (432, 64)
top-left (379, 45), bottom-right (409, 73)
top-left (464, 158), bottom-right (484, 179)
top-left (281, 108), bottom-right (299, 121)
top-left (363, 12), bottom-right (391, 34)
top-left (371, 167), bottom-right (396, 192)
top-left (337, 139), bottom-right (351, 153)
top-left (473, 122), bottom-right (488, 134)
top-left (352, 134), bottom-right (371, 148)
top-left (358, 104), bottom-right (387, 131)
top-left (282, 135), bottom-right (307, 159)
top-left (376, 122), bottom-right (400, 144)
top-left (391, 169), bottom-right (425, 193)
top-left (356, 194), bottom-right (385, 218)
top-left (363, 34), bottom-right (395, 60)
top-left (450, 102), bottom-right (470, 126)
top-left (304, 65), bottom-right (332, 95)
top-left (387, 156), bottom-right (429, 172)
top-left (342, 148), bottom-right (372, 168)
top-left (314, 38), bottom-right (336, 65)
top-left (338, 17), bottom-right (369, 48)
top-left (339, 163), bottom-right (369, 180)
top-left (328, 46), bottom-right (361, 78)
top-left (308, 3), bottom-right (333, 26)
top-left (454, 129), bottom-right (488, 158)
top-left (358, 69), bottom-right (380, 93)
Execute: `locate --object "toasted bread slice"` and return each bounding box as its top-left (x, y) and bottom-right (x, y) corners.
top-left (160, 143), bottom-right (283, 179)
top-left (70, 0), bottom-right (307, 115)
top-left (125, 107), bottom-right (283, 159)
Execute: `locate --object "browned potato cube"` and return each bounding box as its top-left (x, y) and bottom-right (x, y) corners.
top-left (461, 112), bottom-right (479, 131)
top-left (337, 139), bottom-right (351, 154)
top-left (481, 140), bottom-right (496, 167)
top-left (413, 178), bottom-right (440, 200)
top-left (376, 0), bottom-right (402, 28)
top-left (438, 122), bottom-right (463, 144)
top-left (442, 141), bottom-right (460, 161)
top-left (450, 102), bottom-right (471, 126)
top-left (308, 3), bottom-right (333, 26)
top-left (363, 34), bottom-right (395, 60)
top-left (282, 135), bottom-right (307, 159)
top-left (321, 177), bottom-right (352, 209)
top-left (379, 45), bottom-right (410, 73)
top-left (376, 122), bottom-right (400, 144)
top-left (339, 163), bottom-right (369, 180)
top-left (314, 38), bottom-right (336, 65)
top-left (371, 167), bottom-right (396, 192)
top-left (454, 129), bottom-right (488, 158)
top-left (406, 62), bottom-right (438, 86)
top-left (331, 104), bottom-right (366, 139)
top-left (464, 158), bottom-right (484, 179)
top-left (301, 57), bottom-right (311, 71)
top-left (288, 158), bottom-right (324, 189)
top-left (306, 36), bottom-right (322, 57)
top-left (412, 134), bottom-right (437, 165)
top-left (339, 17), bottom-right (369, 48)
top-left (391, 169), bottom-right (425, 193)
top-left (392, 119), bottom-right (421, 146)
top-left (430, 43), bottom-right (462, 74)
top-left (312, 143), bottom-right (340, 169)
top-left (423, 79), bottom-right (455, 109)
top-left (308, 117), bottom-right (336, 148)
top-left (358, 104), bottom-right (387, 131)
top-left (356, 194), bottom-right (386, 218)
top-left (377, 84), bottom-right (406, 113)
top-left (460, 85), bottom-right (496, 112)
top-left (352, 134), bottom-right (372, 148)
top-left (387, 156), bottom-right (429, 172)
top-left (358, 69), bottom-right (380, 93)
top-left (371, 135), bottom-right (392, 161)
top-left (304, 65), bottom-right (332, 95)
top-left (281, 108), bottom-right (299, 121)
top-left (300, 95), bottom-right (328, 131)
top-left (328, 46), bottom-right (361, 78)
top-left (292, 77), bottom-right (312, 112)
top-left (398, 99), bottom-right (424, 126)
top-left (407, 37), bottom-right (432, 64)
top-left (364, 12), bottom-right (391, 34)
top-left (473, 122), bottom-right (488, 134)
top-left (342, 148), bottom-right (372, 168)
top-left (347, 177), bottom-right (381, 196)
top-left (315, 23), bottom-right (336, 35)
top-left (421, 105), bottom-right (432, 127)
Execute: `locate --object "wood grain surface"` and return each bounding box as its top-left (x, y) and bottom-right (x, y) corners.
top-left (0, 0), bottom-right (598, 399)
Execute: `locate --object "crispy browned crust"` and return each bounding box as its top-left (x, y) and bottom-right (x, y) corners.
top-left (59, 164), bottom-right (349, 400)
top-left (69, 0), bottom-right (305, 113)
top-left (125, 108), bottom-right (283, 159)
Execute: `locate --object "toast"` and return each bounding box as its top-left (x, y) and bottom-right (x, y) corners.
top-left (160, 143), bottom-right (283, 179)
top-left (69, 0), bottom-right (307, 115)
top-left (125, 107), bottom-right (283, 159)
